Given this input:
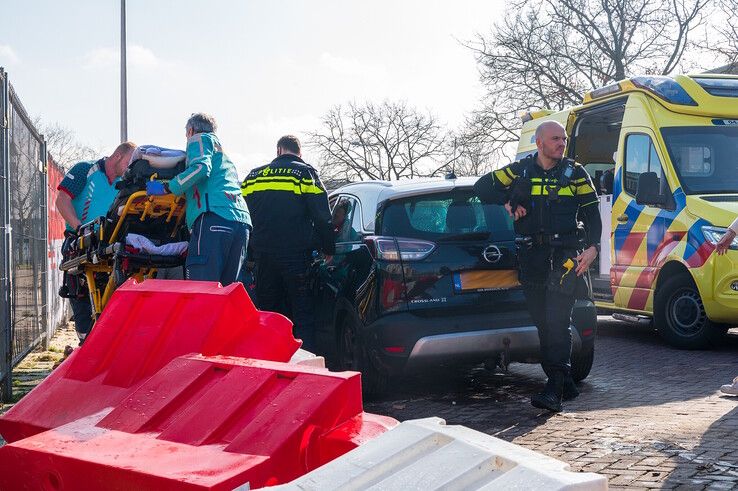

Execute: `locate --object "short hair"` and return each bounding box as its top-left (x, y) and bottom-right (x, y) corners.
top-left (186, 113), bottom-right (217, 134)
top-left (111, 141), bottom-right (136, 157)
top-left (277, 135), bottom-right (301, 154)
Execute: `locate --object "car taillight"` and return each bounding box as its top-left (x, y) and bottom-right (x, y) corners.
top-left (364, 236), bottom-right (435, 262)
top-left (383, 346), bottom-right (406, 354)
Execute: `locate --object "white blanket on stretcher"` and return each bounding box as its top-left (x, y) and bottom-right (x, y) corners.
top-left (130, 145), bottom-right (186, 168)
top-left (126, 233), bottom-right (188, 256)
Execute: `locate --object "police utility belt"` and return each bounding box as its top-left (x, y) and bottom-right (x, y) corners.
top-left (515, 232), bottom-right (583, 249)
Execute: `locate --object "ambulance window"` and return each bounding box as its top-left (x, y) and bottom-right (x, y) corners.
top-left (624, 134), bottom-right (664, 196)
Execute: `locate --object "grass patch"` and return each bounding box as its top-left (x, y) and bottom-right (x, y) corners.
top-left (36, 353), bottom-right (60, 362)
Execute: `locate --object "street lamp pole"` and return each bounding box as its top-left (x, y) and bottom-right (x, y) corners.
top-left (120, 0), bottom-right (128, 142)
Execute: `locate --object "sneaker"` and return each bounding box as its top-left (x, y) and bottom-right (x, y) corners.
top-left (720, 376), bottom-right (738, 396)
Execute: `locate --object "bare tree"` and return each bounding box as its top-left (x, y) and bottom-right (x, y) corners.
top-left (444, 133), bottom-right (496, 177)
top-left (466, 0), bottom-right (713, 162)
top-left (704, 0), bottom-right (738, 65)
top-left (309, 101), bottom-right (450, 182)
top-left (33, 117), bottom-right (99, 170)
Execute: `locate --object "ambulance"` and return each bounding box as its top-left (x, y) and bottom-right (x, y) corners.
top-left (516, 74), bottom-right (738, 349)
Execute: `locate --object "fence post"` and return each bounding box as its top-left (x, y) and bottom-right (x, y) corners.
top-left (41, 140), bottom-right (49, 349)
top-left (0, 68), bottom-right (12, 403)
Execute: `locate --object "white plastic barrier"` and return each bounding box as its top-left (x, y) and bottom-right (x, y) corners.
top-left (268, 417), bottom-right (607, 490)
top-left (288, 349), bottom-right (326, 368)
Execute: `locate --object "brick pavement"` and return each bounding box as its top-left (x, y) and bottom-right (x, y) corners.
top-left (364, 318), bottom-right (738, 490)
top-left (2, 319), bottom-right (736, 489)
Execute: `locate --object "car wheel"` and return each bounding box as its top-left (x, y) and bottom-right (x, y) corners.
top-left (654, 272), bottom-right (727, 349)
top-left (336, 310), bottom-right (389, 397)
top-left (570, 342), bottom-right (594, 383)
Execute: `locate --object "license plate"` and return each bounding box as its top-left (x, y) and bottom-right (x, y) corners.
top-left (453, 270), bottom-right (520, 292)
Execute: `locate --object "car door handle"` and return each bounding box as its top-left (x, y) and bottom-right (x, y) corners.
top-left (616, 214), bottom-right (629, 223)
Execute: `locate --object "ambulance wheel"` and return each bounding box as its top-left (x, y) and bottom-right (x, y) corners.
top-left (654, 273), bottom-right (726, 349)
top-left (337, 310), bottom-right (389, 397)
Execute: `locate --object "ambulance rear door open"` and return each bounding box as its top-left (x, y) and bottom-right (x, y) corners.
top-left (567, 98), bottom-right (627, 302)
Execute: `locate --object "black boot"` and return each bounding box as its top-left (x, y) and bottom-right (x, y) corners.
top-left (562, 374), bottom-right (579, 401)
top-left (531, 372), bottom-right (564, 412)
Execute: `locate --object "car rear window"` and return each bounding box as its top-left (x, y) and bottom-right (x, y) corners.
top-left (379, 190), bottom-right (514, 241)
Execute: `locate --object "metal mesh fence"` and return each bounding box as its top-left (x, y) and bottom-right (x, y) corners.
top-left (8, 87), bottom-right (47, 366)
top-left (0, 69), bottom-right (11, 400)
top-left (0, 69), bottom-right (50, 401)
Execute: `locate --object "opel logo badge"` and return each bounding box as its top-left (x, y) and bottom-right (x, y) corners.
top-left (482, 245), bottom-right (502, 264)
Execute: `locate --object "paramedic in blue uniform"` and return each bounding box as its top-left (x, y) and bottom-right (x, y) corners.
top-left (474, 121), bottom-right (601, 413)
top-left (240, 135), bottom-right (334, 352)
top-left (56, 142), bottom-right (137, 343)
top-left (146, 113), bottom-right (251, 285)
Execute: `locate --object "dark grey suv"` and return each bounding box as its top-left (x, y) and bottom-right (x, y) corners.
top-left (315, 176), bottom-right (597, 394)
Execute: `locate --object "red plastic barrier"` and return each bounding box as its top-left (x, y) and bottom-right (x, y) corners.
top-left (0, 355), bottom-right (397, 490)
top-left (0, 279), bottom-right (301, 443)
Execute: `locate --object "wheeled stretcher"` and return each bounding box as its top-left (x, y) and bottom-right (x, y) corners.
top-left (59, 153), bottom-right (189, 320)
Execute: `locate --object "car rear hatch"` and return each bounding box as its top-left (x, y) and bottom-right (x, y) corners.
top-left (374, 187), bottom-right (528, 320)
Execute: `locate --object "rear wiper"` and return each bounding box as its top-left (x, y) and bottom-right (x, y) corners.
top-left (437, 232), bottom-right (491, 242)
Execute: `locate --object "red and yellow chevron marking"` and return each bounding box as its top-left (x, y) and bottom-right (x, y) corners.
top-left (608, 170), bottom-right (711, 313)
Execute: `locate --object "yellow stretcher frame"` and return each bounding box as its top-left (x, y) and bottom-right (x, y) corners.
top-left (61, 190), bottom-right (186, 320)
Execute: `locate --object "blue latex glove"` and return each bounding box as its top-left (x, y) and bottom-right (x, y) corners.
top-left (146, 180), bottom-right (168, 195)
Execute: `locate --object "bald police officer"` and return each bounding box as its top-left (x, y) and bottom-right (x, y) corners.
top-left (475, 121), bottom-right (602, 412)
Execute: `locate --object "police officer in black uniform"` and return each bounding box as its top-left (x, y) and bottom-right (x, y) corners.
top-left (241, 135), bottom-right (335, 352)
top-left (475, 121), bottom-right (601, 412)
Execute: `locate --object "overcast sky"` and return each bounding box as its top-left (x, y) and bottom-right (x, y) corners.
top-left (0, 0), bottom-right (505, 177)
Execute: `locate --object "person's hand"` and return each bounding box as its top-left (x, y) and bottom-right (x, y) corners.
top-left (575, 246), bottom-right (598, 276)
top-left (504, 201), bottom-right (527, 221)
top-left (146, 180), bottom-right (168, 196)
top-left (715, 229), bottom-right (736, 255)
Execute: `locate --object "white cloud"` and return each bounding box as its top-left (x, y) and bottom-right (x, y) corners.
top-left (129, 45), bottom-right (159, 67)
top-left (83, 45), bottom-right (160, 69)
top-left (0, 44), bottom-right (19, 64)
top-left (319, 52), bottom-right (387, 79)
top-left (83, 47), bottom-right (117, 68)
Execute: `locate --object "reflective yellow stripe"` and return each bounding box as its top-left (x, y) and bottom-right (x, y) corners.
top-left (241, 176), bottom-right (325, 196)
top-left (241, 175), bottom-right (311, 186)
top-left (242, 181), bottom-right (302, 196)
top-left (493, 168), bottom-right (514, 186)
top-left (581, 200), bottom-right (599, 207)
top-left (530, 185), bottom-right (575, 197)
top-left (571, 177), bottom-right (588, 184)
top-left (575, 183), bottom-right (596, 195)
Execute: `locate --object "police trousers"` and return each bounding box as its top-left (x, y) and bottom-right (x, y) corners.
top-left (254, 250), bottom-right (316, 352)
top-left (518, 245), bottom-right (580, 376)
